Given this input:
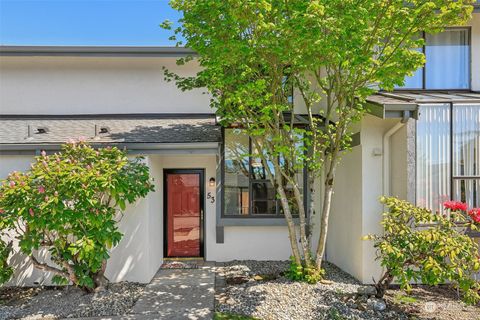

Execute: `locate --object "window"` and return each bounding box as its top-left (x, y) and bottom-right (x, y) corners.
top-left (223, 128), bottom-right (305, 217)
top-left (398, 28), bottom-right (470, 90)
top-left (416, 104), bottom-right (480, 212)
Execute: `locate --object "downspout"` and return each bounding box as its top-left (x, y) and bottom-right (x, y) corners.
top-left (383, 111), bottom-right (410, 197)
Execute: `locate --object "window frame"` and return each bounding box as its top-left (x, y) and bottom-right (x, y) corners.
top-left (395, 27), bottom-right (472, 91)
top-left (221, 127), bottom-right (308, 218)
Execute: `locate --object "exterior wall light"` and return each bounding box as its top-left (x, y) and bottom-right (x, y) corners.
top-left (209, 177), bottom-right (216, 187)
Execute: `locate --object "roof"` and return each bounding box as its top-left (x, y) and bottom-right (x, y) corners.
top-left (0, 46), bottom-right (195, 57)
top-left (366, 91), bottom-right (480, 119)
top-left (0, 114), bottom-right (221, 151)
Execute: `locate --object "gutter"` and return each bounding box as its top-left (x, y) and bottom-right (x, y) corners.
top-left (0, 142), bottom-right (219, 155)
top-left (0, 46), bottom-right (196, 57)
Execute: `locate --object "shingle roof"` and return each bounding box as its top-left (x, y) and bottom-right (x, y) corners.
top-left (0, 114), bottom-right (221, 145)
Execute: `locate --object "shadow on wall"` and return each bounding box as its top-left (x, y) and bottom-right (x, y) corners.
top-left (107, 123), bottom-right (221, 144)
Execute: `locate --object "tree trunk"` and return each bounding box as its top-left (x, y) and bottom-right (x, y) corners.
top-left (315, 170), bottom-right (335, 269)
top-left (93, 260), bottom-right (109, 291)
top-left (375, 270), bottom-right (394, 298)
top-left (291, 182), bottom-right (313, 268)
top-left (276, 184), bottom-right (302, 265)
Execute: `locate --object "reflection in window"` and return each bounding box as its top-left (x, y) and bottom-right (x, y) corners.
top-left (223, 128), bottom-right (305, 217)
top-left (224, 129), bottom-right (249, 215)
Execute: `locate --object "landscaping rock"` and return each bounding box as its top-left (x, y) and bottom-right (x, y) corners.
top-left (215, 260), bottom-right (409, 320)
top-left (357, 285), bottom-right (377, 296)
top-left (0, 282), bottom-right (145, 320)
top-left (367, 297), bottom-right (387, 311)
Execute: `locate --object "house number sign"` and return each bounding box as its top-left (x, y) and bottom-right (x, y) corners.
top-left (207, 192), bottom-right (215, 203)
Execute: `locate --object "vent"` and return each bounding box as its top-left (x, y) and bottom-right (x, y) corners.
top-left (94, 124), bottom-right (110, 139)
top-left (26, 125), bottom-right (48, 139)
top-left (36, 127), bottom-right (48, 134)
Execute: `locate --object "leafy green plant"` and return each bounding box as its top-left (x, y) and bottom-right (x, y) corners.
top-left (0, 140), bottom-right (154, 291)
top-left (365, 197), bottom-right (480, 304)
top-left (286, 256), bottom-right (325, 284)
top-left (0, 239), bottom-right (13, 285)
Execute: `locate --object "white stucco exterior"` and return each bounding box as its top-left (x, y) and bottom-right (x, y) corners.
top-left (0, 57), bottom-right (211, 115)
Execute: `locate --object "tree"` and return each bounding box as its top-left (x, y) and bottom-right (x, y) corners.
top-left (163, 0), bottom-right (473, 276)
top-left (0, 140), bottom-right (154, 291)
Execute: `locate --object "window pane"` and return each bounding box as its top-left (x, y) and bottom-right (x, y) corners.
top-left (224, 129), bottom-right (250, 215)
top-left (453, 104), bottom-right (480, 177)
top-left (396, 47), bottom-right (423, 89)
top-left (453, 179), bottom-right (479, 208)
top-left (416, 104), bottom-right (451, 212)
top-left (425, 29), bottom-right (470, 89)
top-left (251, 142), bottom-right (275, 180)
top-left (251, 182), bottom-right (277, 215)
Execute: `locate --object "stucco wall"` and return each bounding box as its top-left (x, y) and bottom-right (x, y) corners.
top-left (327, 146), bottom-right (364, 281)
top-left (328, 116), bottom-right (406, 283)
top-left (0, 56), bottom-right (212, 115)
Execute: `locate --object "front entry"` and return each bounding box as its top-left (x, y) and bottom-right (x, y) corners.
top-left (164, 169), bottom-right (204, 258)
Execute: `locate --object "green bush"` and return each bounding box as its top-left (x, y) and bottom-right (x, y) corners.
top-left (0, 140), bottom-right (154, 291)
top-left (365, 197), bottom-right (480, 304)
top-left (286, 256), bottom-right (324, 284)
top-left (0, 238), bottom-right (13, 285)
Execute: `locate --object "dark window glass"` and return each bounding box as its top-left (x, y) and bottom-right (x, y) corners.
top-left (223, 128), bottom-right (306, 217)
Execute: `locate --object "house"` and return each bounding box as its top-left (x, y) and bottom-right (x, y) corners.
top-left (0, 9), bottom-right (479, 286)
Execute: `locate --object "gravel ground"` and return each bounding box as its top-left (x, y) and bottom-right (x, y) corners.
top-left (215, 260), bottom-right (480, 320)
top-left (0, 282), bottom-right (145, 320)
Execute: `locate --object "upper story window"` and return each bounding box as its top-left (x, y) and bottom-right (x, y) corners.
top-left (398, 28), bottom-right (470, 90)
top-left (223, 128), bottom-right (305, 217)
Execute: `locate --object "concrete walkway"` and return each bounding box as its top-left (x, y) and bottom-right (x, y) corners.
top-left (71, 265), bottom-right (216, 320)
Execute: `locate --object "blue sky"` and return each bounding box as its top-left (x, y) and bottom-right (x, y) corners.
top-left (0, 0), bottom-right (182, 45)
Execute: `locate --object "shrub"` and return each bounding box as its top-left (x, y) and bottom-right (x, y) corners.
top-left (0, 140), bottom-right (154, 291)
top-left (0, 238), bottom-right (13, 285)
top-left (286, 256), bottom-right (324, 284)
top-left (365, 197), bottom-right (480, 304)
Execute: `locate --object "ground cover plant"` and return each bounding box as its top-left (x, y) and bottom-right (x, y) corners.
top-left (0, 140), bottom-right (154, 291)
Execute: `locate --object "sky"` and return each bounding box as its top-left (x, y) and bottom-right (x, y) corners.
top-left (0, 0), bottom-right (182, 46)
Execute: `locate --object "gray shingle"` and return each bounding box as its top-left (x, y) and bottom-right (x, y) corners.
top-left (0, 115), bottom-right (221, 145)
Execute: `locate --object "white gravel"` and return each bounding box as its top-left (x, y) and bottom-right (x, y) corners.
top-left (215, 260), bottom-right (408, 320)
top-left (0, 282), bottom-right (145, 320)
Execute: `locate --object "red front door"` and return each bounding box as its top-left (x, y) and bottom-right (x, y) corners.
top-left (166, 172), bottom-right (202, 257)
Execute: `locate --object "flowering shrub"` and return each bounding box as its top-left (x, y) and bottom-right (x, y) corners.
top-left (365, 197), bottom-right (480, 304)
top-left (0, 141), bottom-right (154, 291)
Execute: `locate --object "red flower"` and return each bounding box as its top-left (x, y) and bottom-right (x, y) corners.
top-left (38, 186), bottom-right (45, 194)
top-left (468, 208), bottom-right (480, 223)
top-left (29, 208), bottom-right (35, 217)
top-left (443, 201), bottom-right (468, 212)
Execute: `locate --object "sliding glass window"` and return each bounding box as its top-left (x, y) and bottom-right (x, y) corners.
top-left (416, 104), bottom-right (480, 212)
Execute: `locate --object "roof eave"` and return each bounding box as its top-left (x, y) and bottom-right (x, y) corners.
top-left (0, 46), bottom-right (196, 57)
